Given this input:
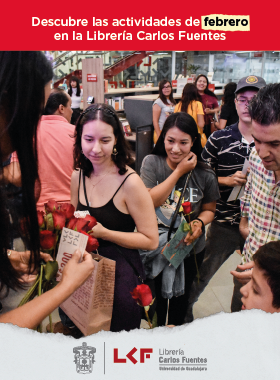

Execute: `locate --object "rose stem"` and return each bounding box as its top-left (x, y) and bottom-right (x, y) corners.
top-left (144, 309), bottom-right (152, 329)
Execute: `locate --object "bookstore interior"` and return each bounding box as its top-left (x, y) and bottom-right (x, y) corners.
top-left (50, 50), bottom-right (279, 170)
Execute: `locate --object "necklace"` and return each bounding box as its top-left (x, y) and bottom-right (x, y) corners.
top-left (88, 170), bottom-right (112, 207)
top-left (90, 170), bottom-right (111, 188)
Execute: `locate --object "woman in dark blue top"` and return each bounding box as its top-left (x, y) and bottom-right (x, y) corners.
top-left (70, 104), bottom-right (158, 332)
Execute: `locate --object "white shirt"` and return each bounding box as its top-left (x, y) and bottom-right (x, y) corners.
top-left (70, 88), bottom-right (83, 109)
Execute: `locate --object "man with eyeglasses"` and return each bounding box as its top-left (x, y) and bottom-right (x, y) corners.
top-left (231, 83), bottom-right (280, 311)
top-left (184, 75), bottom-right (266, 323)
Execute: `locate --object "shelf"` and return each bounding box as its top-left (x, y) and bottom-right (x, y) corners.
top-left (124, 132), bottom-right (136, 142)
top-left (105, 87), bottom-right (159, 95)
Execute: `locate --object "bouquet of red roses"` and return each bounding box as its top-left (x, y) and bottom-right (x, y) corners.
top-left (38, 200), bottom-right (99, 257)
top-left (19, 200), bottom-right (99, 332)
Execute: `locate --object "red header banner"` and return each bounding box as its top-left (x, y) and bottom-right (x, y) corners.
top-left (1, 1), bottom-right (280, 50)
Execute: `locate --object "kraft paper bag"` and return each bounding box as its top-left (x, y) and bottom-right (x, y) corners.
top-left (60, 252), bottom-right (116, 336)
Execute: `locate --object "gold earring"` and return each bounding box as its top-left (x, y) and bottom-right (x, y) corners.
top-left (112, 146), bottom-right (118, 156)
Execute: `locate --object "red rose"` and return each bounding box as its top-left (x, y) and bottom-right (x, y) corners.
top-left (45, 200), bottom-right (59, 213)
top-left (59, 203), bottom-right (75, 220)
top-left (37, 210), bottom-right (45, 228)
top-left (182, 201), bottom-right (192, 215)
top-left (67, 216), bottom-right (77, 230)
top-left (75, 218), bottom-right (90, 233)
top-left (52, 211), bottom-right (66, 230)
top-left (131, 284), bottom-right (153, 307)
top-left (40, 230), bottom-right (56, 250)
top-left (83, 215), bottom-right (97, 231)
top-left (80, 231), bottom-right (99, 252)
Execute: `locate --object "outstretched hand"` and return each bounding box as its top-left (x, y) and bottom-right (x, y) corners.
top-left (230, 261), bottom-right (254, 284)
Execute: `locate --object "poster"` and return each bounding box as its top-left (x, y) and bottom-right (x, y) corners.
top-left (1, 1), bottom-right (280, 379)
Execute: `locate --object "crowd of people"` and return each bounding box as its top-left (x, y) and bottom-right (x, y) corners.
top-left (0, 51), bottom-right (279, 337)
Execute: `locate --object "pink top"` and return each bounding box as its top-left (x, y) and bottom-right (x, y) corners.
top-left (36, 115), bottom-right (75, 211)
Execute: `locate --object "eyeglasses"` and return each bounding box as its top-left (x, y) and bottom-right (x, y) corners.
top-left (236, 98), bottom-right (251, 105)
top-left (163, 85), bottom-right (171, 89)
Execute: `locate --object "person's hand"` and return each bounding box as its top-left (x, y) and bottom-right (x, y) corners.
top-left (184, 220), bottom-right (203, 246)
top-left (89, 222), bottom-right (107, 239)
top-left (9, 250), bottom-right (52, 283)
top-left (175, 152), bottom-right (197, 177)
top-left (230, 261), bottom-right (254, 285)
top-left (204, 108), bottom-right (212, 114)
top-left (60, 250), bottom-right (95, 293)
top-left (226, 171), bottom-right (247, 187)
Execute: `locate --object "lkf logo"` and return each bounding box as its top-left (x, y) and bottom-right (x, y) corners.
top-left (114, 348), bottom-right (153, 364)
top-left (73, 342), bottom-right (96, 374)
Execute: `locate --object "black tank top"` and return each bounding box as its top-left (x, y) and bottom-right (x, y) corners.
top-left (77, 170), bottom-right (136, 233)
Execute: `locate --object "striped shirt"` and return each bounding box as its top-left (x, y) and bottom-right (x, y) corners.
top-left (241, 148), bottom-right (280, 263)
top-left (202, 123), bottom-right (254, 225)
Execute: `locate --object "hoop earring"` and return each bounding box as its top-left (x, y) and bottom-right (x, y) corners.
top-left (112, 146), bottom-right (118, 156)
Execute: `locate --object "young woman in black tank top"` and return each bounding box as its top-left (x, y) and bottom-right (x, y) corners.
top-left (66, 104), bottom-right (158, 333)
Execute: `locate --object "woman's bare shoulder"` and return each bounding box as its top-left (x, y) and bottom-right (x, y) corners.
top-left (71, 169), bottom-right (80, 182)
top-left (122, 167), bottom-right (146, 191)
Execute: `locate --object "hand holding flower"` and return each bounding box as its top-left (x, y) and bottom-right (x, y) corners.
top-left (184, 220), bottom-right (203, 246)
top-left (89, 222), bottom-right (108, 240)
top-left (8, 250), bottom-right (53, 283)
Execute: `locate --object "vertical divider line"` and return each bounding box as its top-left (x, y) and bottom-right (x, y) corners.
top-left (104, 341), bottom-right (105, 375)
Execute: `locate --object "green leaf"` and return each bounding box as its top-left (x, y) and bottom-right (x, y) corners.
top-left (45, 213), bottom-right (54, 231)
top-left (44, 260), bottom-right (58, 281)
top-left (152, 311), bottom-right (158, 328)
top-left (183, 222), bottom-right (191, 232)
top-left (18, 276), bottom-right (40, 307)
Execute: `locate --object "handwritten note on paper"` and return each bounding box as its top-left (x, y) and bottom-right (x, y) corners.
top-left (60, 252), bottom-right (116, 336)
